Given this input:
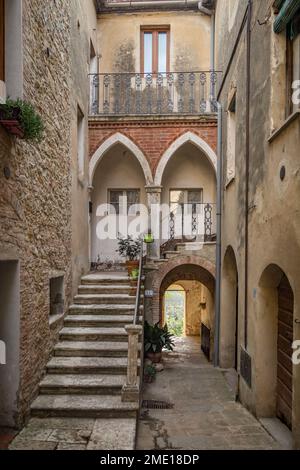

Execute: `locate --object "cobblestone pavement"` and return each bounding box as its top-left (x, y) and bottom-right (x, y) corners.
top-left (137, 337), bottom-right (285, 450)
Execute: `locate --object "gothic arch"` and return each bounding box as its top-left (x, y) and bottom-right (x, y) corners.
top-left (89, 132), bottom-right (153, 185)
top-left (154, 131), bottom-right (217, 186)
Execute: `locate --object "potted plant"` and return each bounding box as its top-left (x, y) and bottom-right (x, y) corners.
top-left (144, 321), bottom-right (175, 363)
top-left (144, 363), bottom-right (156, 384)
top-left (129, 268), bottom-right (139, 296)
top-left (117, 236), bottom-right (141, 277)
top-left (0, 98), bottom-right (44, 141)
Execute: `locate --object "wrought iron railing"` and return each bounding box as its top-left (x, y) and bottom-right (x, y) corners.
top-left (89, 71), bottom-right (221, 116)
top-left (163, 202), bottom-right (216, 242)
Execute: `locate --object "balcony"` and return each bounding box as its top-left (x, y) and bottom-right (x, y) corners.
top-left (89, 71), bottom-right (221, 117)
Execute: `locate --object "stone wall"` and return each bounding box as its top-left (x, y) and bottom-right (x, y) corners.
top-left (0, 0), bottom-right (77, 426)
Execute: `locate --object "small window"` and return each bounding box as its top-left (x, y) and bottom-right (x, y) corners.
top-left (286, 14), bottom-right (300, 116)
top-left (77, 106), bottom-right (85, 176)
top-left (50, 276), bottom-right (64, 317)
top-left (108, 189), bottom-right (140, 214)
top-left (170, 189), bottom-right (203, 213)
top-left (226, 91), bottom-right (236, 185)
top-left (0, 0), bottom-right (5, 82)
top-left (141, 26), bottom-right (170, 74)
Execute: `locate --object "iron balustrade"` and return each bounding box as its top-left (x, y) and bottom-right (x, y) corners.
top-left (89, 71), bottom-right (221, 116)
top-left (165, 202), bottom-right (216, 242)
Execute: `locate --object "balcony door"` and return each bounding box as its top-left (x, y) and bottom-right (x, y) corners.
top-left (141, 26), bottom-right (170, 74)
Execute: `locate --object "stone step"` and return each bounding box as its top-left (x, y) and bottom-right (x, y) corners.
top-left (78, 284), bottom-right (132, 295)
top-left (39, 374), bottom-right (127, 395)
top-left (46, 356), bottom-right (137, 375)
top-left (63, 315), bottom-right (138, 328)
top-left (54, 341), bottom-right (139, 357)
top-left (68, 304), bottom-right (140, 315)
top-left (73, 294), bottom-right (137, 305)
top-left (86, 419), bottom-right (136, 450)
top-left (59, 327), bottom-right (129, 342)
top-left (163, 251), bottom-right (178, 259)
top-left (31, 394), bottom-right (138, 419)
top-left (81, 274), bottom-right (129, 285)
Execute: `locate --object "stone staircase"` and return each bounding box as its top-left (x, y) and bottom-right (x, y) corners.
top-left (30, 272), bottom-right (142, 448)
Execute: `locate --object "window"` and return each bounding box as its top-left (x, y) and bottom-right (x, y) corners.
top-left (77, 106), bottom-right (85, 177)
top-left (286, 13), bottom-right (300, 116)
top-left (49, 276), bottom-right (64, 317)
top-left (170, 189), bottom-right (203, 214)
top-left (0, 0), bottom-right (4, 83)
top-left (141, 26), bottom-right (170, 74)
top-left (226, 90), bottom-right (236, 185)
top-left (108, 189), bottom-right (140, 214)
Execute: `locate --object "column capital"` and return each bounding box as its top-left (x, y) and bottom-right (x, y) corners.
top-left (145, 185), bottom-right (163, 194)
top-left (125, 324), bottom-right (143, 335)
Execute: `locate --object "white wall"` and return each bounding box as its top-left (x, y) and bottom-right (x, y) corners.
top-left (91, 143), bottom-right (148, 262)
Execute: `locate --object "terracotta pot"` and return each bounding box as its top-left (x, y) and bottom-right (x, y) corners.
top-left (0, 119), bottom-right (24, 138)
top-left (144, 375), bottom-right (154, 384)
top-left (146, 351), bottom-right (162, 363)
top-left (126, 260), bottom-right (139, 277)
top-left (129, 279), bottom-right (138, 297)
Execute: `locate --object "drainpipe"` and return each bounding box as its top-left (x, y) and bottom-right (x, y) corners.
top-left (208, 4), bottom-right (223, 368)
top-left (244, 0), bottom-right (252, 350)
top-left (214, 102), bottom-right (222, 368)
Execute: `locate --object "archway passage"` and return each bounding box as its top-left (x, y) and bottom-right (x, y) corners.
top-left (256, 265), bottom-right (294, 431)
top-left (220, 246), bottom-right (239, 370)
top-left (159, 263), bottom-right (215, 360)
top-left (164, 284), bottom-right (186, 337)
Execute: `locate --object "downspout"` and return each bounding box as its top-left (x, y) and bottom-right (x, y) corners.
top-left (244, 0), bottom-right (252, 349)
top-left (209, 5), bottom-right (222, 368)
top-left (214, 101), bottom-right (222, 367)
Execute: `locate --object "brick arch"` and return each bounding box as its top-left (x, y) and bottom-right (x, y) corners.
top-left (154, 131), bottom-right (217, 185)
top-left (151, 255), bottom-right (216, 324)
top-left (89, 132), bottom-right (153, 185)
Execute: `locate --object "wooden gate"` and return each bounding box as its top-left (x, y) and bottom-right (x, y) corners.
top-left (277, 275), bottom-right (294, 429)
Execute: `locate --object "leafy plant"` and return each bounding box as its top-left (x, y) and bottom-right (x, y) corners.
top-left (130, 268), bottom-right (139, 280)
top-left (0, 98), bottom-right (44, 142)
top-left (117, 236), bottom-right (142, 261)
top-left (144, 364), bottom-right (156, 378)
top-left (144, 321), bottom-right (175, 354)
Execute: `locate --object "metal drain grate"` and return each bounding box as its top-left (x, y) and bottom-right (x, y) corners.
top-left (142, 400), bottom-right (174, 410)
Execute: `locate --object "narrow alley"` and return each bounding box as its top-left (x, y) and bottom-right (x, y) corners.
top-left (137, 337), bottom-right (289, 451)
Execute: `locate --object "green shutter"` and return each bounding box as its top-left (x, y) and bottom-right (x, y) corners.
top-left (273, 0), bottom-right (300, 33)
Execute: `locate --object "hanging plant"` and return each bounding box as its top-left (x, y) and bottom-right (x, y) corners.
top-left (0, 98), bottom-right (44, 142)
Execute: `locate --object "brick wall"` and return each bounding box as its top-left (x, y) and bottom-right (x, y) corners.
top-left (89, 117), bottom-right (217, 176)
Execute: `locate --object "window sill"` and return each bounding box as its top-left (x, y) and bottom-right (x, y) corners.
top-left (268, 110), bottom-right (300, 144)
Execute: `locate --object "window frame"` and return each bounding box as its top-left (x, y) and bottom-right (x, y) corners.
top-left (108, 188), bottom-right (141, 215)
top-left (140, 25), bottom-right (170, 75)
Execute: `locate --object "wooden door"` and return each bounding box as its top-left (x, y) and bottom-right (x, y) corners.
top-left (277, 275), bottom-right (294, 429)
top-left (0, 0), bottom-right (4, 82)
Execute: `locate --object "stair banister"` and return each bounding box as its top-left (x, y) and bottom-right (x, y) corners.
top-left (122, 243), bottom-right (144, 402)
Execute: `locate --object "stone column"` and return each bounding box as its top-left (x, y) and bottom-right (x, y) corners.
top-left (145, 185), bottom-right (162, 259)
top-left (122, 324), bottom-right (142, 402)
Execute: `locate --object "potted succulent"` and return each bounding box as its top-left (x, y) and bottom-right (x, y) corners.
top-left (0, 98), bottom-right (44, 141)
top-left (144, 321), bottom-right (175, 363)
top-left (117, 236), bottom-right (141, 277)
top-left (144, 363), bottom-right (156, 384)
top-left (129, 268), bottom-right (139, 296)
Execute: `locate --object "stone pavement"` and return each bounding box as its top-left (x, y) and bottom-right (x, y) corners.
top-left (137, 337), bottom-right (285, 450)
top-left (9, 417), bottom-right (136, 450)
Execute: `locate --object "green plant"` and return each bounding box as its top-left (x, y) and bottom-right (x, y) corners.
top-left (130, 268), bottom-right (139, 280)
top-left (0, 98), bottom-right (44, 142)
top-left (144, 321), bottom-right (175, 354)
top-left (144, 364), bottom-right (156, 378)
top-left (117, 236), bottom-right (141, 261)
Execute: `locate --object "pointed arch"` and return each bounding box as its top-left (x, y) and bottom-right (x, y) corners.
top-left (154, 131), bottom-right (217, 186)
top-left (89, 132), bottom-right (153, 185)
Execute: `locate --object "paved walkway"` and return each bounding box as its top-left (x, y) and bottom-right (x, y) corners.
top-left (137, 337), bottom-right (284, 450)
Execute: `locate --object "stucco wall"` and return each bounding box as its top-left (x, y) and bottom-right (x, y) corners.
top-left (216, 0), bottom-right (300, 448)
top-left (97, 10), bottom-right (211, 73)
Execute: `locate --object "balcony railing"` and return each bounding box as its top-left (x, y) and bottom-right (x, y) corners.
top-left (89, 71), bottom-right (221, 116)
